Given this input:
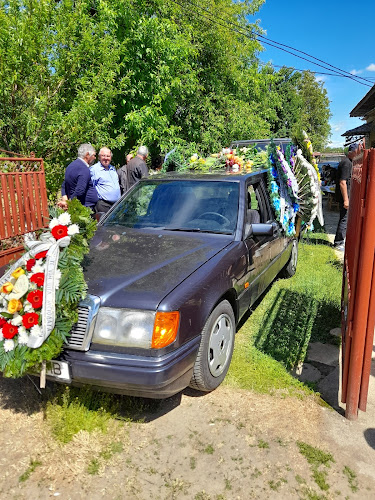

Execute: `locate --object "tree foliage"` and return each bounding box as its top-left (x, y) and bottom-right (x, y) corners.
top-left (268, 67), bottom-right (331, 151)
top-left (0, 0), bottom-right (331, 198)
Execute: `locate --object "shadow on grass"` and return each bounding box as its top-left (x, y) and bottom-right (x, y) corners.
top-left (302, 237), bottom-right (333, 247)
top-left (253, 289), bottom-right (341, 369)
top-left (0, 375), bottom-right (183, 422)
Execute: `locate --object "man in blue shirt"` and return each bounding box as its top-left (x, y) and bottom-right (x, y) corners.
top-left (59, 143), bottom-right (98, 210)
top-left (90, 147), bottom-right (121, 213)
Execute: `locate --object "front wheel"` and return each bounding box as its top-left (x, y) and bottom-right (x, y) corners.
top-left (189, 300), bottom-right (235, 392)
top-left (280, 239), bottom-right (298, 278)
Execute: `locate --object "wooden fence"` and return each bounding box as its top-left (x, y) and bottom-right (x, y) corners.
top-left (0, 152), bottom-right (49, 267)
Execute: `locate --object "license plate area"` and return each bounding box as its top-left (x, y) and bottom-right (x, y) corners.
top-left (46, 360), bottom-right (71, 382)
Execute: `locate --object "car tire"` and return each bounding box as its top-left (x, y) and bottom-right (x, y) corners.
top-left (189, 300), bottom-right (235, 392)
top-left (280, 239), bottom-right (298, 278)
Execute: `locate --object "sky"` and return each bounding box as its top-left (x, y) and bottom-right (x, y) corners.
top-left (248, 0), bottom-right (375, 148)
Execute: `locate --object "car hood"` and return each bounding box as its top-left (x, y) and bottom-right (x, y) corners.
top-left (84, 225), bottom-right (232, 310)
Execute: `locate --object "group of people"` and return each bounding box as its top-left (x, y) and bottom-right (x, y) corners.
top-left (58, 144), bottom-right (149, 213)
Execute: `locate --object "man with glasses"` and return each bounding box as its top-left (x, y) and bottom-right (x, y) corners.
top-left (58, 143), bottom-right (98, 210)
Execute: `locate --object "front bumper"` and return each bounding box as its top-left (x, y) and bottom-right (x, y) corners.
top-left (54, 336), bottom-right (200, 399)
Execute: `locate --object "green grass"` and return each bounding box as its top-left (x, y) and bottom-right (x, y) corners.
top-left (204, 444), bottom-right (214, 454)
top-left (343, 466), bottom-right (359, 492)
top-left (100, 441), bottom-right (124, 460)
top-left (297, 441), bottom-right (335, 491)
top-left (225, 238), bottom-right (342, 395)
top-left (297, 441), bottom-right (335, 468)
top-left (44, 385), bottom-right (162, 443)
top-left (19, 459), bottom-right (42, 482)
top-left (257, 439), bottom-right (270, 449)
top-left (87, 458), bottom-right (100, 475)
top-left (46, 386), bottom-right (118, 443)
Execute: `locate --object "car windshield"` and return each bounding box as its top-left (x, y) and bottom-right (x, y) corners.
top-left (103, 180), bottom-right (239, 234)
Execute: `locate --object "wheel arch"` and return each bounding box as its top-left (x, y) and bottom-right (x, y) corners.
top-left (211, 288), bottom-right (238, 325)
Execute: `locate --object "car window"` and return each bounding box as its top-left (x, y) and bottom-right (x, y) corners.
top-left (104, 180), bottom-right (240, 234)
top-left (247, 182), bottom-right (269, 223)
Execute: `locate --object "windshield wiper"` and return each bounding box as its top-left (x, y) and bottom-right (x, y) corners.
top-left (165, 227), bottom-right (232, 235)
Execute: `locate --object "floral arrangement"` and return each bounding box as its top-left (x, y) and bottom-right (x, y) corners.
top-left (217, 148), bottom-right (244, 173)
top-left (267, 140), bottom-right (300, 236)
top-left (294, 150), bottom-right (324, 227)
top-left (0, 199), bottom-right (96, 378)
top-left (293, 130), bottom-right (320, 183)
top-left (161, 145), bottom-right (271, 175)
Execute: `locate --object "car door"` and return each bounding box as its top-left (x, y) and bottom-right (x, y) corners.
top-left (258, 177), bottom-right (290, 268)
top-left (241, 178), bottom-right (285, 308)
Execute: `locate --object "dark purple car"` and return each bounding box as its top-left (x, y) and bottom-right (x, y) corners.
top-left (47, 171), bottom-right (298, 398)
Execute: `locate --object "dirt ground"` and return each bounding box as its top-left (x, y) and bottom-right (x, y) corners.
top-left (0, 376), bottom-right (374, 500)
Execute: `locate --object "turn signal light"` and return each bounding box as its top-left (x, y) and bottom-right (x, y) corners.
top-left (151, 311), bottom-right (180, 348)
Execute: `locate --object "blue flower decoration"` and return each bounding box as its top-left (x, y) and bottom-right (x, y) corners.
top-left (292, 203), bottom-right (300, 212)
top-left (271, 167), bottom-right (278, 179)
top-left (271, 181), bottom-right (278, 193)
top-left (273, 199), bottom-right (280, 211)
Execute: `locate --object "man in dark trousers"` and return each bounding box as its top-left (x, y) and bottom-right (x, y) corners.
top-left (126, 146), bottom-right (149, 190)
top-left (90, 147), bottom-right (121, 213)
top-left (58, 143), bottom-right (98, 210)
top-left (334, 143), bottom-right (357, 251)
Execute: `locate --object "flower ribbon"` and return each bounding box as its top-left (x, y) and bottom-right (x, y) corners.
top-left (0, 232), bottom-right (71, 349)
top-left (296, 150), bottom-right (324, 227)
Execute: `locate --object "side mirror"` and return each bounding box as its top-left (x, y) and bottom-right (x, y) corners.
top-left (244, 223), bottom-right (274, 239)
top-left (95, 212), bottom-right (105, 222)
top-left (252, 223), bottom-right (274, 236)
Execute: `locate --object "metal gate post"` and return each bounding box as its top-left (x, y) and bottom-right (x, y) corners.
top-left (345, 149), bottom-right (375, 419)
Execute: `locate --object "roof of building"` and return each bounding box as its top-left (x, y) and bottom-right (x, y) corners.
top-left (341, 122), bottom-right (373, 137)
top-left (350, 85), bottom-right (375, 117)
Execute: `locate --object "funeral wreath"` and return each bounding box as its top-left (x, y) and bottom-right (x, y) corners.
top-left (0, 199), bottom-right (96, 378)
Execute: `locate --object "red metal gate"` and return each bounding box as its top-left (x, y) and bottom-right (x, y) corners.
top-left (342, 144), bottom-right (375, 419)
top-left (0, 151), bottom-right (49, 267)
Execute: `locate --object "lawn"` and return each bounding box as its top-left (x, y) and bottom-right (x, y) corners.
top-left (225, 233), bottom-right (342, 395)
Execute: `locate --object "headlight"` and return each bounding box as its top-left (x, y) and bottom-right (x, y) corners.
top-left (92, 308), bottom-right (180, 349)
top-left (93, 308), bottom-right (156, 348)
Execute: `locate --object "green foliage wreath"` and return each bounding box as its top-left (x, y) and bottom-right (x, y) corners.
top-left (0, 200), bottom-right (96, 378)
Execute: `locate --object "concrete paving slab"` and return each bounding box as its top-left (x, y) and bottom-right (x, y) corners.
top-left (329, 327), bottom-right (341, 337)
top-left (294, 362), bottom-right (322, 383)
top-left (307, 341), bottom-right (340, 366)
top-left (318, 365), bottom-right (341, 409)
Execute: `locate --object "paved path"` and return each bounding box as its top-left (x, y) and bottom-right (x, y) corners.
top-left (298, 198), bottom-right (375, 481)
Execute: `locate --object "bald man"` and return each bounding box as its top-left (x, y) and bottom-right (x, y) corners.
top-left (90, 147), bottom-right (121, 213)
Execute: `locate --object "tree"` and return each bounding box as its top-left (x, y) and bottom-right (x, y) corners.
top-left (0, 0), bottom-right (331, 197)
top-left (268, 67), bottom-right (331, 150)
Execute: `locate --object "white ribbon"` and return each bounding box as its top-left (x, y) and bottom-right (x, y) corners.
top-left (296, 150), bottom-right (324, 227)
top-left (0, 232), bottom-right (71, 349)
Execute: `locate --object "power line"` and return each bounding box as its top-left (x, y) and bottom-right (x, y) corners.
top-left (180, 0), bottom-right (374, 87)
top-left (262, 63), bottom-right (375, 80)
top-left (169, 0), bottom-right (373, 88)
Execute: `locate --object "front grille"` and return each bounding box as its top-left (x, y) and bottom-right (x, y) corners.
top-left (65, 295), bottom-right (101, 351)
top-left (66, 307), bottom-right (90, 349)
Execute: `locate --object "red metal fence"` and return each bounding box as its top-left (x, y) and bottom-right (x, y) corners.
top-left (0, 153), bottom-right (49, 267)
top-left (342, 144), bottom-right (375, 419)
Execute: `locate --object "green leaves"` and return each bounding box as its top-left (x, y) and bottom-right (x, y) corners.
top-left (0, 0), bottom-right (330, 198)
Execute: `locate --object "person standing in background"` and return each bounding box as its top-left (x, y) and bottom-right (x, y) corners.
top-left (334, 143), bottom-right (357, 251)
top-left (58, 143), bottom-right (98, 210)
top-left (90, 147), bottom-right (121, 213)
top-left (126, 146), bottom-right (149, 189)
top-left (117, 152), bottom-right (134, 195)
